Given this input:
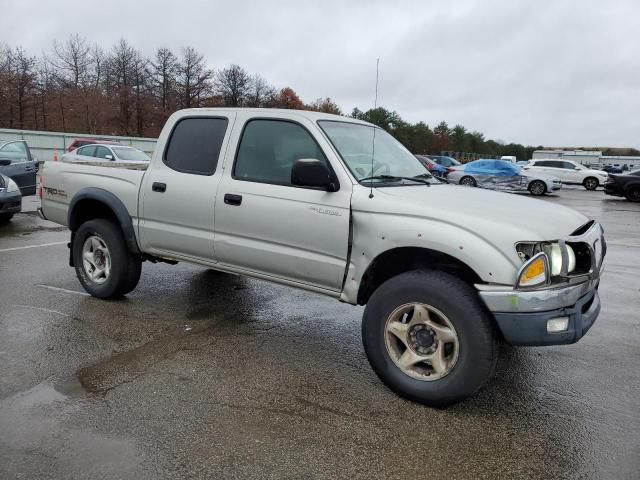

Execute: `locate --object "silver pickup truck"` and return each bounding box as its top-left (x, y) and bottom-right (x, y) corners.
top-left (39, 108), bottom-right (605, 406)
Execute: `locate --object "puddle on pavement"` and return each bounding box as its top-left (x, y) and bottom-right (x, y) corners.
top-left (53, 376), bottom-right (88, 398)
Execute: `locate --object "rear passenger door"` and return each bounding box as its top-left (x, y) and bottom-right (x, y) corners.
top-left (139, 114), bottom-right (235, 262)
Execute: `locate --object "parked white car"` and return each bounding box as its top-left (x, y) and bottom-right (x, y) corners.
top-left (62, 144), bottom-right (150, 164)
top-left (523, 159), bottom-right (608, 190)
top-left (39, 108), bottom-right (605, 407)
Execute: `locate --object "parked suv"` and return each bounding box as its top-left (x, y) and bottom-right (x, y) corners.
top-left (523, 159), bottom-right (608, 190)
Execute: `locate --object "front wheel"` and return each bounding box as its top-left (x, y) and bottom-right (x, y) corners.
top-left (528, 180), bottom-right (547, 196)
top-left (362, 270), bottom-right (498, 407)
top-left (73, 219), bottom-right (142, 298)
top-left (583, 177), bottom-right (599, 190)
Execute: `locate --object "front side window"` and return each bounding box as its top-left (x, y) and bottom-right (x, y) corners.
top-left (0, 142), bottom-right (28, 163)
top-left (318, 120), bottom-right (435, 184)
top-left (77, 145), bottom-right (97, 157)
top-left (234, 119), bottom-right (328, 186)
top-left (164, 117), bottom-right (228, 175)
top-left (94, 146), bottom-right (112, 159)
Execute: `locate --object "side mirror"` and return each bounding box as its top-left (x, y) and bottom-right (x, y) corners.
top-left (291, 158), bottom-right (337, 191)
top-left (105, 155), bottom-right (113, 161)
top-left (0, 158), bottom-right (11, 166)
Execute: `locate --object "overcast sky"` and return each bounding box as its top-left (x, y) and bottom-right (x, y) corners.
top-left (2, 0), bottom-right (639, 148)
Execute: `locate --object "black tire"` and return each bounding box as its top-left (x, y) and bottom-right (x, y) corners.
top-left (459, 176), bottom-right (477, 187)
top-left (625, 186), bottom-right (640, 202)
top-left (528, 180), bottom-right (547, 196)
top-left (73, 219), bottom-right (142, 298)
top-left (0, 213), bottom-right (14, 224)
top-left (362, 270), bottom-right (497, 407)
top-left (583, 177), bottom-right (599, 190)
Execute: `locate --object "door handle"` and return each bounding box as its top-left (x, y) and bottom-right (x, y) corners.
top-left (152, 182), bottom-right (166, 192)
top-left (224, 193), bottom-right (242, 206)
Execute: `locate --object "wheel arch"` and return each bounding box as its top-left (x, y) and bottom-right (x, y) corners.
top-left (68, 188), bottom-right (140, 255)
top-left (356, 247), bottom-right (483, 306)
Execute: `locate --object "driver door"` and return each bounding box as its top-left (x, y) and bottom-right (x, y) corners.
top-left (213, 115), bottom-right (352, 292)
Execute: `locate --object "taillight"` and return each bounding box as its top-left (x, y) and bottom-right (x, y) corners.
top-left (447, 167), bottom-right (455, 173)
top-left (427, 163), bottom-right (433, 171)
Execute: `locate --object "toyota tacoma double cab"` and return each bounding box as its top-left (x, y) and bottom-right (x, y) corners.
top-left (39, 108), bottom-right (606, 407)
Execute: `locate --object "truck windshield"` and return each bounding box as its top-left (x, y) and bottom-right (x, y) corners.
top-left (318, 120), bottom-right (435, 184)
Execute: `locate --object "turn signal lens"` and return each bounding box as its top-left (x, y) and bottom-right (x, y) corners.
top-left (517, 253), bottom-right (549, 288)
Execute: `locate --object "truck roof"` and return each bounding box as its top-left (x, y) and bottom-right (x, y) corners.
top-left (174, 108), bottom-right (375, 126)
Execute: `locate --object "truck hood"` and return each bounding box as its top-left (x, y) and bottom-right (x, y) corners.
top-left (352, 184), bottom-right (589, 245)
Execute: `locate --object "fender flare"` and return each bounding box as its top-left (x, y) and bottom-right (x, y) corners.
top-left (68, 187), bottom-right (140, 255)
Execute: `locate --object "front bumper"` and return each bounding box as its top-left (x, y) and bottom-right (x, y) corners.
top-left (489, 285), bottom-right (600, 346)
top-left (478, 220), bottom-right (604, 346)
top-left (0, 191), bottom-right (22, 214)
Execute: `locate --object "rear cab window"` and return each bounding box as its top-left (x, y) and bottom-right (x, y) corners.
top-left (163, 117), bottom-right (229, 175)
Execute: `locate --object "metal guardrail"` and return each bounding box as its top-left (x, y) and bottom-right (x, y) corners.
top-left (0, 128), bottom-right (157, 161)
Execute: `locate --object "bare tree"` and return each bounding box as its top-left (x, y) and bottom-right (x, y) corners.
top-left (151, 47), bottom-right (178, 112)
top-left (107, 39), bottom-right (138, 135)
top-left (8, 47), bottom-right (37, 129)
top-left (176, 46), bottom-right (213, 108)
top-left (214, 64), bottom-right (250, 107)
top-left (246, 73), bottom-right (276, 107)
top-left (52, 34), bottom-right (91, 89)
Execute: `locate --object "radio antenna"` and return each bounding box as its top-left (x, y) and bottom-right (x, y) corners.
top-left (369, 58), bottom-right (380, 199)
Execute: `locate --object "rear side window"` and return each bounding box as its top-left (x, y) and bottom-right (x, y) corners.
top-left (233, 119), bottom-right (327, 186)
top-left (164, 117), bottom-right (228, 175)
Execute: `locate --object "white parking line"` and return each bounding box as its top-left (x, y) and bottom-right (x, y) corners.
top-left (10, 304), bottom-right (70, 317)
top-left (36, 284), bottom-right (90, 296)
top-left (0, 241), bottom-right (67, 253)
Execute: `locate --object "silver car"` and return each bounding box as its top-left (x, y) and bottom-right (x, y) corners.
top-left (448, 159), bottom-right (561, 196)
top-left (62, 144), bottom-right (151, 164)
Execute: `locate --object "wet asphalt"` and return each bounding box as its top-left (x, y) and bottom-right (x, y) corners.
top-left (0, 188), bottom-right (638, 479)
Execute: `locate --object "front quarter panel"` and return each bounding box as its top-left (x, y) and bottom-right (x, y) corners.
top-left (341, 208), bottom-right (520, 304)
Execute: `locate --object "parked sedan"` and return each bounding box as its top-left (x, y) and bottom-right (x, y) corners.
top-left (62, 144), bottom-right (151, 163)
top-left (448, 159), bottom-right (561, 196)
top-left (415, 155), bottom-right (447, 177)
top-left (0, 140), bottom-right (38, 196)
top-left (604, 168), bottom-right (640, 202)
top-left (0, 173), bottom-right (22, 223)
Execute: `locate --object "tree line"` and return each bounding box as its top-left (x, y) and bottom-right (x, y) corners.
top-left (0, 35), bottom-right (341, 139)
top-left (3, 34), bottom-right (632, 160)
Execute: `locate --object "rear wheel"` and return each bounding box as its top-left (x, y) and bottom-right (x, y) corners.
top-left (625, 186), bottom-right (640, 202)
top-left (459, 176), bottom-right (477, 187)
top-left (528, 180), bottom-right (547, 196)
top-left (73, 219), bottom-right (141, 298)
top-left (362, 270), bottom-right (498, 407)
top-left (0, 213), bottom-right (14, 224)
top-left (583, 177), bottom-right (599, 190)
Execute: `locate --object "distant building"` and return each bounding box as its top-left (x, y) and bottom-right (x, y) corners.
top-left (532, 149), bottom-right (640, 169)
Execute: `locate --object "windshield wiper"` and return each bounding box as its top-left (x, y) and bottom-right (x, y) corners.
top-left (360, 174), bottom-right (431, 186)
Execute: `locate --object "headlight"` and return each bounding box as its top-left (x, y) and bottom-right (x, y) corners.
top-left (6, 178), bottom-right (20, 193)
top-left (516, 241), bottom-right (576, 287)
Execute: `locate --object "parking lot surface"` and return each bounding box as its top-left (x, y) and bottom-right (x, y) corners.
top-left (1, 188), bottom-right (639, 479)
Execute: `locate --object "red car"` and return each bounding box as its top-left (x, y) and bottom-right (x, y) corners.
top-left (67, 138), bottom-right (120, 152)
